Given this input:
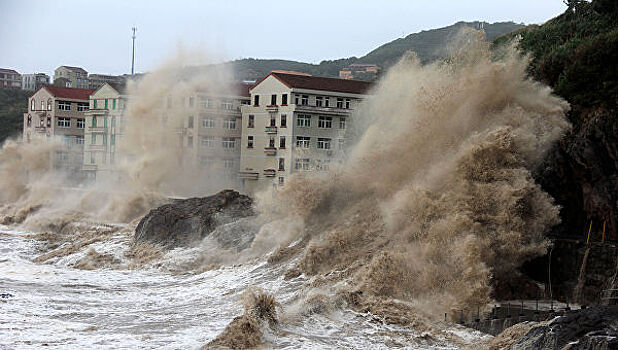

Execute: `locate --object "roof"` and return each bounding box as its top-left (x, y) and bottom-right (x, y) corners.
top-left (108, 82), bottom-right (128, 94)
top-left (58, 65), bottom-right (87, 73)
top-left (40, 86), bottom-right (95, 100)
top-left (254, 71), bottom-right (373, 95)
top-left (232, 83), bottom-right (251, 97)
top-left (0, 68), bottom-right (19, 74)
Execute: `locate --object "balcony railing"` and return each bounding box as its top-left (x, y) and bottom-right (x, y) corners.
top-left (34, 126), bottom-right (46, 133)
top-left (294, 104), bottom-right (353, 114)
top-left (238, 171), bottom-right (259, 180)
top-left (263, 169), bottom-right (276, 177)
top-left (266, 105), bottom-right (278, 112)
top-left (264, 147), bottom-right (277, 156)
top-left (88, 126), bottom-right (108, 133)
top-left (88, 144), bottom-right (107, 151)
top-left (265, 126), bottom-right (277, 134)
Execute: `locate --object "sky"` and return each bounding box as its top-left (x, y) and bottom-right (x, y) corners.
top-left (0, 0), bottom-right (566, 77)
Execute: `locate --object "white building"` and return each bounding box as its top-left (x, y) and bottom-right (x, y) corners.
top-left (239, 71), bottom-right (372, 194)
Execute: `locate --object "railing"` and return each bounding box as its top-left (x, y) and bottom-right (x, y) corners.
top-left (263, 169), bottom-right (276, 177)
top-left (88, 126), bottom-right (108, 133)
top-left (294, 104), bottom-right (353, 114)
top-left (265, 126), bottom-right (277, 134)
top-left (264, 147), bottom-right (277, 156)
top-left (238, 171), bottom-right (259, 180)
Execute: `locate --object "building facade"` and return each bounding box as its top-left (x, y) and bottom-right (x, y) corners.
top-left (54, 66), bottom-right (89, 89)
top-left (239, 71), bottom-right (372, 194)
top-left (0, 68), bottom-right (22, 89)
top-left (173, 84), bottom-right (251, 188)
top-left (22, 73), bottom-right (50, 91)
top-left (88, 74), bottom-right (126, 90)
top-left (339, 63), bottom-right (380, 80)
top-left (23, 86), bottom-right (95, 175)
top-left (83, 83), bottom-right (128, 181)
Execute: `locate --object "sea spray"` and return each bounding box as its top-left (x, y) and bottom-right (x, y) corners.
top-left (251, 30), bottom-right (571, 317)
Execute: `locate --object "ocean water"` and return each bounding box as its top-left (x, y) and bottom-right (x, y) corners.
top-left (0, 225), bottom-right (487, 349)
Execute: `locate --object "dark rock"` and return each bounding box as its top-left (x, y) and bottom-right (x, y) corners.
top-left (134, 190), bottom-right (254, 248)
top-left (512, 306), bottom-right (618, 350)
top-left (0, 293), bottom-right (13, 299)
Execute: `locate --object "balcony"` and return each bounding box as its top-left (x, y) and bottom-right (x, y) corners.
top-left (266, 105), bottom-right (278, 112)
top-left (294, 104), bottom-right (352, 114)
top-left (265, 126), bottom-right (278, 134)
top-left (88, 144), bottom-right (107, 151)
top-left (263, 169), bottom-right (276, 177)
top-left (264, 147), bottom-right (277, 156)
top-left (238, 171), bottom-right (259, 180)
top-left (34, 126), bottom-right (46, 133)
top-left (88, 126), bottom-right (108, 133)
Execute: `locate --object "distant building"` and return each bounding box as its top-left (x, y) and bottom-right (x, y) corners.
top-left (22, 73), bottom-right (50, 91)
top-left (83, 82), bottom-right (129, 181)
top-left (239, 71), bottom-right (372, 194)
top-left (339, 63), bottom-right (380, 80)
top-left (88, 74), bottom-right (126, 90)
top-left (54, 66), bottom-right (89, 89)
top-left (23, 86), bottom-right (95, 176)
top-left (0, 68), bottom-right (22, 89)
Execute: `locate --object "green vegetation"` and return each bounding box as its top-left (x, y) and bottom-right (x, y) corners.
top-left (0, 88), bottom-right (30, 143)
top-left (494, 0), bottom-right (618, 110)
top-left (231, 21), bottom-right (523, 80)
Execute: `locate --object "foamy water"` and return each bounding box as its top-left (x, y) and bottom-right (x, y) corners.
top-left (0, 226), bottom-right (486, 349)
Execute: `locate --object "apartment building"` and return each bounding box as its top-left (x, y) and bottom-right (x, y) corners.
top-left (239, 71), bottom-right (372, 194)
top-left (173, 83), bottom-right (251, 187)
top-left (339, 63), bottom-right (380, 80)
top-left (54, 66), bottom-right (89, 89)
top-left (82, 83), bottom-right (128, 181)
top-left (0, 68), bottom-right (22, 89)
top-left (88, 74), bottom-right (126, 90)
top-left (23, 86), bottom-right (95, 175)
top-left (22, 73), bottom-right (50, 91)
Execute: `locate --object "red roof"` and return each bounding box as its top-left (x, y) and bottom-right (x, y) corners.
top-left (0, 68), bottom-right (19, 74)
top-left (42, 86), bottom-right (95, 100)
top-left (253, 71), bottom-right (373, 95)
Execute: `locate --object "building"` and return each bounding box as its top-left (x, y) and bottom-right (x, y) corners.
top-left (339, 63), bottom-right (380, 80)
top-left (174, 83), bottom-right (251, 188)
top-left (0, 68), bottom-right (22, 89)
top-left (22, 73), bottom-right (50, 91)
top-left (23, 86), bottom-right (95, 175)
top-left (239, 71), bottom-right (372, 194)
top-left (82, 83), bottom-right (128, 181)
top-left (88, 74), bottom-right (126, 90)
top-left (54, 66), bottom-right (89, 89)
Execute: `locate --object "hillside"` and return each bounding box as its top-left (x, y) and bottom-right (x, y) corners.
top-left (230, 21), bottom-right (524, 81)
top-left (0, 89), bottom-right (29, 143)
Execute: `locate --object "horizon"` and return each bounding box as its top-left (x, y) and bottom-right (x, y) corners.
top-left (1, 1), bottom-right (565, 77)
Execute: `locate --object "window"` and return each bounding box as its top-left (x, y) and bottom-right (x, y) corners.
top-left (317, 138), bottom-right (332, 150)
top-left (296, 136), bottom-right (310, 148)
top-left (247, 136), bottom-right (254, 148)
top-left (301, 94), bottom-right (309, 105)
top-left (47, 99), bottom-right (52, 111)
top-left (279, 136), bottom-right (286, 148)
top-left (200, 156), bottom-right (215, 168)
top-left (91, 134), bottom-right (96, 144)
top-left (223, 118), bottom-right (236, 129)
top-left (278, 176), bottom-right (285, 185)
top-left (111, 134), bottom-right (115, 145)
top-left (324, 97), bottom-right (330, 107)
top-left (188, 116), bottom-right (194, 128)
top-left (189, 97), bottom-right (194, 108)
top-left (338, 138), bottom-right (345, 150)
top-left (77, 118), bottom-right (85, 129)
top-left (345, 98), bottom-right (351, 109)
top-left (57, 117), bottom-right (71, 128)
top-left (294, 158), bottom-right (310, 171)
top-left (278, 158), bottom-right (285, 171)
top-left (105, 99), bottom-right (109, 109)
top-left (77, 103), bottom-right (89, 111)
top-left (270, 94), bottom-right (277, 106)
top-left (63, 135), bottom-right (71, 147)
top-left (200, 97), bottom-right (212, 109)
top-left (90, 152), bottom-right (95, 164)
top-left (337, 98), bottom-right (344, 108)
top-left (113, 99), bottom-right (116, 110)
top-left (31, 99), bottom-right (35, 110)
top-left (92, 116), bottom-right (97, 127)
top-left (103, 134), bottom-right (107, 145)
top-left (58, 101), bottom-right (71, 110)
top-left (253, 95), bottom-right (259, 106)
top-left (223, 159), bottom-right (235, 172)
top-left (316, 96), bottom-right (323, 107)
top-left (41, 101), bottom-right (45, 110)
top-left (111, 116), bottom-right (116, 127)
top-left (93, 100), bottom-right (97, 109)
top-left (316, 159), bottom-right (331, 171)
top-left (280, 114), bottom-right (287, 127)
top-left (104, 116), bottom-right (108, 128)
top-left (202, 116), bottom-right (215, 128)
top-left (269, 137), bottom-right (276, 148)
top-left (269, 114), bottom-right (276, 127)
top-left (248, 115), bottom-right (254, 128)
top-left (201, 136), bottom-right (215, 148)
top-left (76, 136), bottom-right (85, 145)
top-left (222, 137), bottom-right (236, 149)
top-left (46, 117), bottom-right (51, 127)
top-left (221, 100), bottom-right (233, 110)
top-left (297, 114), bottom-right (311, 127)
top-left (281, 94), bottom-right (288, 105)
top-left (318, 116), bottom-right (332, 128)
top-left (27, 115), bottom-right (32, 127)
top-left (339, 117), bottom-right (346, 129)
top-left (187, 136), bottom-right (193, 148)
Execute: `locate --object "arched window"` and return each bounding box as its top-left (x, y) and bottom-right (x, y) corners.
top-left (47, 99), bottom-right (52, 111)
top-left (31, 99), bottom-right (35, 111)
top-left (27, 115), bottom-right (32, 127)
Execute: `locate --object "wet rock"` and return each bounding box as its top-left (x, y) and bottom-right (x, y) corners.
top-left (134, 190), bottom-right (254, 248)
top-left (510, 306), bottom-right (618, 350)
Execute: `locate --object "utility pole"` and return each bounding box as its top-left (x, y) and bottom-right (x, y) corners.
top-left (131, 27), bottom-right (137, 76)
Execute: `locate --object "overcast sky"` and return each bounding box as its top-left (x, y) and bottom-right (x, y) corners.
top-left (0, 0), bottom-right (566, 77)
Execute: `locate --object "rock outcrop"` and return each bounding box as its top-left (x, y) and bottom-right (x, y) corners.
top-left (134, 190), bottom-right (254, 248)
top-left (509, 306), bottom-right (618, 350)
